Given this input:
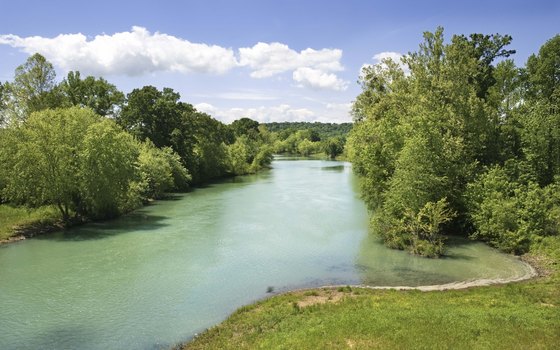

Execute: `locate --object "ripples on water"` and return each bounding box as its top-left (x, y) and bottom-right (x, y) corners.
top-left (0, 159), bottom-right (531, 350)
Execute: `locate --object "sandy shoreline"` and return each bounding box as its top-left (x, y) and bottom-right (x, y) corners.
top-left (284, 258), bottom-right (538, 294)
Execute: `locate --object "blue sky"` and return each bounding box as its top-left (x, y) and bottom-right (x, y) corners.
top-left (0, 0), bottom-right (558, 123)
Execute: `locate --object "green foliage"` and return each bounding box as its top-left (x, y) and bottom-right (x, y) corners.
top-left (516, 93), bottom-right (560, 186)
top-left (79, 118), bottom-right (138, 219)
top-left (135, 141), bottom-right (175, 202)
top-left (272, 129), bottom-right (323, 156)
top-left (466, 166), bottom-right (560, 254)
top-left (227, 135), bottom-right (253, 175)
top-left (348, 28), bottom-right (560, 257)
top-left (118, 86), bottom-right (188, 148)
top-left (0, 82), bottom-right (7, 125)
top-left (230, 117), bottom-right (259, 138)
top-left (59, 71), bottom-right (125, 116)
top-left (526, 35), bottom-right (560, 102)
top-left (226, 131), bottom-right (272, 175)
top-left (3, 53), bottom-right (59, 120)
top-left (0, 107), bottom-right (138, 221)
top-left (264, 122), bottom-right (352, 140)
top-left (323, 137), bottom-right (344, 159)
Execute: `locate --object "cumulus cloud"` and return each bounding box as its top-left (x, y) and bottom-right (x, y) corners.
top-left (194, 102), bottom-right (218, 115)
top-left (195, 101), bottom-right (353, 124)
top-left (194, 102), bottom-right (317, 124)
top-left (0, 27), bottom-right (348, 90)
top-left (209, 91), bottom-right (278, 101)
top-left (372, 51), bottom-right (403, 64)
top-left (0, 26), bottom-right (237, 76)
top-left (238, 42), bottom-right (343, 78)
top-left (293, 67), bottom-right (348, 91)
top-left (238, 42), bottom-right (347, 90)
top-left (360, 51), bottom-right (409, 77)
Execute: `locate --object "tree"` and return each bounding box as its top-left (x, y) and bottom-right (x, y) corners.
top-left (323, 137), bottom-right (344, 159)
top-left (0, 107), bottom-right (138, 221)
top-left (6, 53), bottom-right (58, 118)
top-left (134, 141), bottom-right (175, 202)
top-left (348, 27), bottom-right (516, 256)
top-left (118, 86), bottom-right (187, 147)
top-left (59, 71), bottom-right (125, 117)
top-left (525, 35), bottom-right (560, 102)
top-left (78, 119), bottom-right (138, 219)
top-left (0, 82), bottom-right (6, 125)
top-left (230, 117), bottom-right (260, 138)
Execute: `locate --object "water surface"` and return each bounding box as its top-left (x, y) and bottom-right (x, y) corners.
top-left (0, 159), bottom-right (531, 349)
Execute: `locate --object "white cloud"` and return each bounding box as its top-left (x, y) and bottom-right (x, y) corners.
top-left (372, 51), bottom-right (403, 64)
top-left (212, 92), bottom-right (278, 101)
top-left (293, 67), bottom-right (348, 91)
top-left (326, 102), bottom-right (352, 112)
top-left (0, 26), bottom-right (237, 76)
top-left (238, 42), bottom-right (343, 78)
top-left (360, 51), bottom-right (409, 77)
top-left (193, 102), bottom-right (317, 124)
top-left (194, 102), bottom-right (218, 115)
top-left (238, 42), bottom-right (347, 90)
top-left (0, 27), bottom-right (349, 90)
top-left (195, 101), bottom-right (352, 124)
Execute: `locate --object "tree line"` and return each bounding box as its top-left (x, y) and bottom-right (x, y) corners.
top-left (262, 122), bottom-right (350, 159)
top-left (348, 28), bottom-right (560, 257)
top-left (0, 54), bottom-right (273, 222)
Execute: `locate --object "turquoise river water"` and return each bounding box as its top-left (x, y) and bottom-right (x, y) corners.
top-left (0, 158), bottom-right (532, 349)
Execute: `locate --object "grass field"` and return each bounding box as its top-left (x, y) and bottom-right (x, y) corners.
top-left (0, 204), bottom-right (61, 241)
top-left (180, 237), bottom-right (560, 349)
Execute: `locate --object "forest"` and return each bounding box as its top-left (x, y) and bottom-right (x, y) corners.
top-left (348, 28), bottom-right (560, 257)
top-left (0, 56), bottom-right (276, 225)
top-left (0, 57), bottom-right (351, 237)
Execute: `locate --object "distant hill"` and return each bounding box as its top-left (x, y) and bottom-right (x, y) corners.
top-left (263, 122), bottom-right (353, 139)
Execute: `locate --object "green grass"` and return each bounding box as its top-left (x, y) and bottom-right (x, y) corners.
top-left (181, 236), bottom-right (560, 349)
top-left (0, 204), bottom-right (61, 241)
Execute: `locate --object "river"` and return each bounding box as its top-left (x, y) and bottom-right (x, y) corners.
top-left (0, 158), bottom-right (532, 349)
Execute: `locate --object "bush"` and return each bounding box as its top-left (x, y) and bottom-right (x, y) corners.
top-left (466, 166), bottom-right (560, 254)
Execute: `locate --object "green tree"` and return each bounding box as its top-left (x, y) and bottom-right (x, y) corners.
top-left (465, 166), bottom-right (559, 254)
top-left (135, 141), bottom-right (175, 201)
top-left (118, 86), bottom-right (188, 148)
top-left (79, 119), bottom-right (138, 219)
top-left (0, 82), bottom-right (7, 125)
top-left (348, 27), bottom-right (516, 256)
top-left (323, 137), bottom-right (344, 159)
top-left (59, 71), bottom-right (125, 117)
top-left (5, 53), bottom-right (59, 119)
top-left (230, 117), bottom-right (260, 138)
top-left (525, 35), bottom-right (560, 102)
top-left (0, 107), bottom-right (137, 221)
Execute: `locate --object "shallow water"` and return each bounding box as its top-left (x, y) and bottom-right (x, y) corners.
top-left (0, 159), bottom-right (531, 349)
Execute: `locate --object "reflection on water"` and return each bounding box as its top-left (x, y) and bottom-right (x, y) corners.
top-left (0, 159), bottom-right (531, 350)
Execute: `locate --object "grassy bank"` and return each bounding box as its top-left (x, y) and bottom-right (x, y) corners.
top-left (0, 204), bottom-right (61, 242)
top-left (180, 237), bottom-right (560, 349)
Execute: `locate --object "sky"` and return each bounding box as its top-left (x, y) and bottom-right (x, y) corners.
top-left (0, 0), bottom-right (558, 124)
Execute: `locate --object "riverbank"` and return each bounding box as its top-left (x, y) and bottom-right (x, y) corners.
top-left (0, 204), bottom-right (63, 244)
top-left (178, 236), bottom-right (559, 349)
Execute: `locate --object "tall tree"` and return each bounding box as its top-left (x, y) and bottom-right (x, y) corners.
top-left (59, 71), bottom-right (125, 117)
top-left (525, 35), bottom-right (560, 102)
top-left (348, 27), bottom-right (516, 256)
top-left (6, 53), bottom-right (58, 118)
top-left (0, 107), bottom-right (138, 220)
